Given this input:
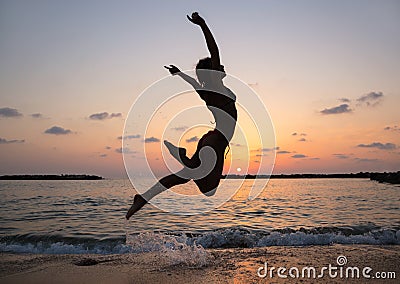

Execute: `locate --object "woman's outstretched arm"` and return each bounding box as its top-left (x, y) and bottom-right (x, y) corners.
top-left (187, 12), bottom-right (220, 69)
top-left (164, 65), bottom-right (201, 90)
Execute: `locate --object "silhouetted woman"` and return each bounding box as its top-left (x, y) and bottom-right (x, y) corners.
top-left (127, 12), bottom-right (237, 219)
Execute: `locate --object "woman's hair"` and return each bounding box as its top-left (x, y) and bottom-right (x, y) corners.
top-left (196, 57), bottom-right (212, 86)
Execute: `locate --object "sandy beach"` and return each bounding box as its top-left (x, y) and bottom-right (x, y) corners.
top-left (1, 244), bottom-right (399, 284)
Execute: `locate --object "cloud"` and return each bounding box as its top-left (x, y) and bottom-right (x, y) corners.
top-left (44, 126), bottom-right (72, 135)
top-left (89, 112), bottom-right (108, 120)
top-left (30, 113), bottom-right (43, 118)
top-left (320, 104), bottom-right (352, 115)
top-left (384, 125), bottom-right (400, 132)
top-left (298, 138), bottom-right (307, 142)
top-left (262, 147), bottom-right (279, 152)
top-left (291, 154), bottom-right (307, 158)
top-left (89, 112), bottom-right (122, 120)
top-left (292, 132), bottom-right (297, 136)
top-left (115, 147), bottom-right (134, 154)
top-left (356, 91), bottom-right (384, 106)
top-left (292, 132), bottom-right (306, 136)
top-left (357, 142), bottom-right (396, 150)
top-left (105, 146), bottom-right (112, 150)
top-left (339, 98), bottom-right (351, 103)
top-left (171, 126), bottom-right (188, 131)
top-left (99, 154), bottom-right (107, 158)
top-left (118, 134), bottom-right (141, 140)
top-left (354, 158), bottom-right (379, 163)
top-left (144, 137), bottom-right (160, 143)
top-left (309, 157), bottom-right (320, 160)
top-left (110, 113), bottom-right (122, 118)
top-left (333, 154), bottom-right (350, 159)
top-left (0, 137), bottom-right (25, 144)
top-left (186, 136), bottom-right (199, 143)
top-left (277, 150), bottom-right (291, 154)
top-left (0, 107), bottom-right (22, 117)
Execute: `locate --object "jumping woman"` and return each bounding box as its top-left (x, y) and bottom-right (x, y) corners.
top-left (126, 12), bottom-right (237, 219)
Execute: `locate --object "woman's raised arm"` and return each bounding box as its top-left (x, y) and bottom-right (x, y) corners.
top-left (187, 12), bottom-right (220, 69)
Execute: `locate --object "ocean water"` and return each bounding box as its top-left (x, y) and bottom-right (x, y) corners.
top-left (0, 178), bottom-right (399, 255)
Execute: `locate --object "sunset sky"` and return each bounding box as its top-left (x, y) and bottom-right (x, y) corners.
top-left (1, 0), bottom-right (399, 178)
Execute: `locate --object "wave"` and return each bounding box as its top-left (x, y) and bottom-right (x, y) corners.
top-left (1, 225), bottom-right (399, 255)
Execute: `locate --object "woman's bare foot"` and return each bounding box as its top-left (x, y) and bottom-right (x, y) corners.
top-left (164, 140), bottom-right (187, 164)
top-left (126, 194), bottom-right (147, 220)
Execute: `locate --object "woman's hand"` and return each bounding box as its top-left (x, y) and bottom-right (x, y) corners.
top-left (187, 12), bottom-right (205, 26)
top-left (164, 65), bottom-right (181, 75)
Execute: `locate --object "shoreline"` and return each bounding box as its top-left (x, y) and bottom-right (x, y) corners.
top-left (0, 174), bottom-right (103, 180)
top-left (1, 244), bottom-right (399, 283)
top-left (1, 172), bottom-right (399, 184)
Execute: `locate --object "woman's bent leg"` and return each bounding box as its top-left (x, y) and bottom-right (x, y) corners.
top-left (164, 140), bottom-right (201, 168)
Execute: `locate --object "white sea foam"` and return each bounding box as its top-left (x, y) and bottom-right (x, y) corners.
top-left (1, 228), bottom-right (399, 255)
top-left (126, 232), bottom-right (209, 267)
top-left (0, 241), bottom-right (132, 254)
top-left (191, 228), bottom-right (400, 248)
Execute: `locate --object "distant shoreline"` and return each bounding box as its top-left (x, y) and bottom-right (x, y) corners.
top-left (0, 172), bottom-right (398, 183)
top-left (0, 174), bottom-right (103, 180)
top-left (222, 171), bottom-right (400, 184)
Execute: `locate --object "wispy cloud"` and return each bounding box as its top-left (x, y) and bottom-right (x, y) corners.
top-left (115, 147), bottom-right (135, 154)
top-left (0, 107), bottom-right (22, 118)
top-left (110, 113), bottom-right (122, 118)
top-left (0, 137), bottom-right (25, 144)
top-left (118, 134), bottom-right (141, 140)
top-left (320, 104), bottom-right (352, 115)
top-left (292, 132), bottom-right (307, 136)
top-left (30, 113), bottom-right (44, 119)
top-left (105, 146), bottom-right (112, 150)
top-left (298, 138), bottom-right (307, 142)
top-left (357, 142), bottom-right (396, 150)
top-left (44, 126), bottom-right (72, 135)
top-left (354, 157), bottom-right (379, 163)
top-left (89, 112), bottom-right (122, 120)
top-left (339, 98), bottom-right (351, 103)
top-left (277, 150), bottom-right (291, 154)
top-left (320, 92), bottom-right (383, 116)
top-left (356, 91), bottom-right (384, 107)
top-left (333, 153), bottom-right (350, 159)
top-left (171, 126), bottom-right (188, 131)
top-left (384, 125), bottom-right (400, 132)
top-left (186, 136), bottom-right (199, 143)
top-left (144, 137), bottom-right (160, 143)
top-left (99, 154), bottom-right (107, 158)
top-left (262, 147), bottom-right (280, 152)
top-left (291, 154), bottom-right (307, 158)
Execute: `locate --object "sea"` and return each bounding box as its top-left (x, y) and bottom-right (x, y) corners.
top-left (1, 178), bottom-right (399, 255)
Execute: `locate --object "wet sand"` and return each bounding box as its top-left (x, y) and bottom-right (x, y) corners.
top-left (1, 245), bottom-right (399, 283)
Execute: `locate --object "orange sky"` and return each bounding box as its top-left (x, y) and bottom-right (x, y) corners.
top-left (0, 1), bottom-right (399, 178)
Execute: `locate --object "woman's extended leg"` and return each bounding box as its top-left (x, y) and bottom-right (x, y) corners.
top-left (126, 172), bottom-right (190, 219)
